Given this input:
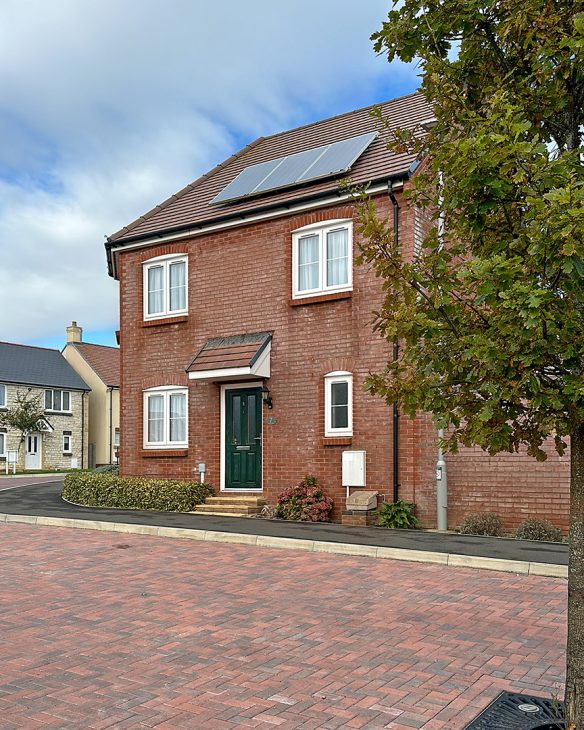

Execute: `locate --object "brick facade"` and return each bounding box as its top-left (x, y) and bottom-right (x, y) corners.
top-left (117, 188), bottom-right (570, 532)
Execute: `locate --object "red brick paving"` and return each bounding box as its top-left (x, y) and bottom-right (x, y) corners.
top-left (0, 524), bottom-right (566, 729)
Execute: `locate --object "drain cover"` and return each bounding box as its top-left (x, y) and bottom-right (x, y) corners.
top-left (463, 692), bottom-right (564, 729)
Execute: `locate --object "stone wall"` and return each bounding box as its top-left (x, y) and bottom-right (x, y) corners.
top-left (0, 383), bottom-right (88, 471)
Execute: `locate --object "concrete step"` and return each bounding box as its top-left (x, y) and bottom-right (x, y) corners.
top-left (205, 496), bottom-right (266, 506)
top-left (196, 504), bottom-right (262, 515)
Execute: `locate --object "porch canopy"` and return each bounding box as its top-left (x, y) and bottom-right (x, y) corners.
top-left (186, 331), bottom-right (272, 382)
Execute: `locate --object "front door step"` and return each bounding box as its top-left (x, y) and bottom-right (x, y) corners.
top-left (196, 495), bottom-right (266, 517)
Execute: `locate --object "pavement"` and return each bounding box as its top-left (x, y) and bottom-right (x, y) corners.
top-left (0, 479), bottom-right (568, 577)
top-left (0, 521), bottom-right (566, 729)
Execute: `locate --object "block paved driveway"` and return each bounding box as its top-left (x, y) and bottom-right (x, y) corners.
top-left (0, 524), bottom-right (566, 730)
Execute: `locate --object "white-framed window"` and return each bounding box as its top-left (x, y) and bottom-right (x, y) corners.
top-left (143, 386), bottom-right (188, 448)
top-left (45, 389), bottom-right (71, 413)
top-left (143, 254), bottom-right (188, 320)
top-left (0, 384), bottom-right (5, 408)
top-left (324, 371), bottom-right (353, 437)
top-left (113, 428), bottom-right (120, 448)
top-left (0, 429), bottom-right (6, 456)
top-left (292, 220), bottom-right (353, 299)
top-left (62, 431), bottom-right (72, 454)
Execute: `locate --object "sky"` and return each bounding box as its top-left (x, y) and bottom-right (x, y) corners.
top-left (0, 0), bottom-right (418, 351)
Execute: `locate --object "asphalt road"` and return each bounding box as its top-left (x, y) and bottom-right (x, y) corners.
top-left (0, 479), bottom-right (568, 565)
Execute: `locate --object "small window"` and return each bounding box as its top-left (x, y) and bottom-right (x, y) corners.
top-left (62, 431), bottom-right (72, 454)
top-left (45, 390), bottom-right (71, 413)
top-left (324, 371), bottom-right (353, 437)
top-left (143, 255), bottom-right (188, 320)
top-left (0, 430), bottom-right (6, 456)
top-left (143, 387), bottom-right (188, 448)
top-left (0, 384), bottom-right (5, 408)
top-left (113, 428), bottom-right (120, 448)
top-left (292, 220), bottom-right (352, 299)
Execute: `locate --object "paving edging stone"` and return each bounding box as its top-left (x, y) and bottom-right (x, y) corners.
top-left (0, 512), bottom-right (568, 578)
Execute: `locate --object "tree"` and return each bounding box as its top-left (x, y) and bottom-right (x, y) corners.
top-left (358, 1), bottom-right (584, 726)
top-left (0, 390), bottom-right (46, 459)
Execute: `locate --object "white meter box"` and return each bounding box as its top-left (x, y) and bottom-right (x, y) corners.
top-left (342, 450), bottom-right (366, 487)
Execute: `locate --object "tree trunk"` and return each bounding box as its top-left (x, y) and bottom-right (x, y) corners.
top-left (566, 423), bottom-right (584, 728)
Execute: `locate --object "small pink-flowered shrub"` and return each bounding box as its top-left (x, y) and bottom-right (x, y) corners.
top-left (275, 475), bottom-right (333, 522)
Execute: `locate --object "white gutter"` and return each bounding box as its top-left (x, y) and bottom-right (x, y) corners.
top-left (108, 181), bottom-right (401, 278)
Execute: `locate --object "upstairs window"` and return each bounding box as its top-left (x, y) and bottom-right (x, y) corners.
top-left (143, 255), bottom-right (188, 319)
top-left (0, 384), bottom-right (5, 408)
top-left (292, 220), bottom-right (352, 299)
top-left (143, 387), bottom-right (188, 448)
top-left (324, 371), bottom-right (353, 437)
top-left (45, 389), bottom-right (71, 413)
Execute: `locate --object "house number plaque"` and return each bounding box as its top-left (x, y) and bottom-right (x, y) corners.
top-left (266, 416), bottom-right (277, 425)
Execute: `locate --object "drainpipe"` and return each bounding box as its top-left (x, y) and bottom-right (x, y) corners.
top-left (108, 387), bottom-right (113, 465)
top-left (388, 180), bottom-right (400, 503)
top-left (81, 393), bottom-right (85, 469)
top-left (436, 172), bottom-right (448, 529)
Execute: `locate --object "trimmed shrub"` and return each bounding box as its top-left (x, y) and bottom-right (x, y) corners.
top-left (458, 512), bottom-right (503, 537)
top-left (515, 518), bottom-right (563, 542)
top-left (377, 499), bottom-right (418, 529)
top-left (62, 472), bottom-right (214, 512)
top-left (275, 475), bottom-right (333, 522)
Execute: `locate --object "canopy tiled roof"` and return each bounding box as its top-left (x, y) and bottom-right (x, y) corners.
top-left (0, 342), bottom-right (89, 391)
top-left (107, 92), bottom-right (431, 252)
top-left (187, 332), bottom-right (272, 374)
top-left (73, 343), bottom-right (120, 387)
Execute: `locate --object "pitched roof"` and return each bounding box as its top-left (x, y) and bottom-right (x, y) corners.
top-left (72, 343), bottom-right (120, 387)
top-left (107, 92), bottom-right (431, 251)
top-left (187, 332), bottom-right (272, 373)
top-left (0, 342), bottom-right (89, 391)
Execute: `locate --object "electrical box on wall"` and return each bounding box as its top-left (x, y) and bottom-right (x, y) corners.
top-left (342, 450), bottom-right (366, 487)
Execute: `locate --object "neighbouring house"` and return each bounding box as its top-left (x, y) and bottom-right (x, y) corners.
top-left (0, 341), bottom-right (89, 471)
top-left (104, 92), bottom-right (570, 530)
top-left (62, 321), bottom-right (120, 467)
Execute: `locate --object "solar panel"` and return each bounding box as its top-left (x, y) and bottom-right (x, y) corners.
top-left (212, 157), bottom-right (284, 204)
top-left (211, 131), bottom-right (377, 205)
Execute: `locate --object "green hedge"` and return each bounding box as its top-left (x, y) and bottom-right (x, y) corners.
top-left (62, 472), bottom-right (214, 512)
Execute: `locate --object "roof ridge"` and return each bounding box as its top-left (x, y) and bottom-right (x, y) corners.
top-left (259, 90), bottom-right (423, 142)
top-left (74, 342), bottom-right (119, 351)
top-left (107, 135), bottom-right (267, 242)
top-left (0, 341), bottom-right (60, 353)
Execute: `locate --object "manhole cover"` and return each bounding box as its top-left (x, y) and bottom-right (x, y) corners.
top-left (463, 692), bottom-right (564, 729)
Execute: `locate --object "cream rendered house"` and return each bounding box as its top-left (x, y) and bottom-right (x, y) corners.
top-left (62, 322), bottom-right (120, 467)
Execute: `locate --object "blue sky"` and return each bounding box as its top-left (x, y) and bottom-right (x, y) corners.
top-left (0, 1), bottom-right (418, 352)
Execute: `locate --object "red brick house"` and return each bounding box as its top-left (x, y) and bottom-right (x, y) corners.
top-left (106, 92), bottom-right (569, 530)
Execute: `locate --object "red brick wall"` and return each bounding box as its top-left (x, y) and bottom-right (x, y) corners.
top-left (117, 188), bottom-right (569, 531)
top-left (118, 195), bottom-right (398, 520)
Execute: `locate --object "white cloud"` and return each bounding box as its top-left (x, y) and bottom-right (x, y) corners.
top-left (0, 0), bottom-right (416, 342)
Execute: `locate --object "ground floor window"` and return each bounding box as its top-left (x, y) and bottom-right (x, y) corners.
top-left (324, 371), bottom-right (353, 437)
top-left (63, 431), bottom-right (72, 454)
top-left (0, 429), bottom-right (5, 456)
top-left (143, 387), bottom-right (188, 448)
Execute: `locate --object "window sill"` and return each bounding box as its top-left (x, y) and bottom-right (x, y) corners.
top-left (141, 449), bottom-right (188, 458)
top-left (45, 411), bottom-right (72, 416)
top-left (62, 453), bottom-right (72, 457)
top-left (321, 436), bottom-right (353, 446)
top-left (143, 315), bottom-right (188, 327)
top-left (289, 291), bottom-right (352, 307)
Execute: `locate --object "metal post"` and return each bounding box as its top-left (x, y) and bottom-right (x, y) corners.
top-left (436, 428), bottom-right (448, 530)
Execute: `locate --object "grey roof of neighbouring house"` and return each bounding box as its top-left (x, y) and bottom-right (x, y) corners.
top-left (0, 342), bottom-right (90, 391)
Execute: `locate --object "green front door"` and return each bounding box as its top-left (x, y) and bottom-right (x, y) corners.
top-left (225, 387), bottom-right (262, 490)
